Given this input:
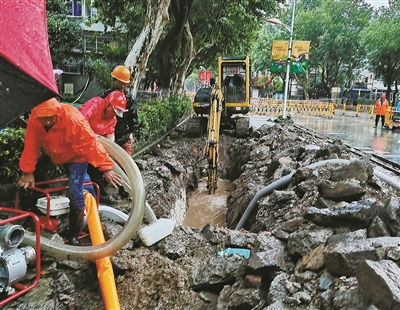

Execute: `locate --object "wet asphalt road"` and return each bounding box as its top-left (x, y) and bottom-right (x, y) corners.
top-left (250, 112), bottom-right (400, 164)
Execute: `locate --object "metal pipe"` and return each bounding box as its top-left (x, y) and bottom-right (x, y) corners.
top-left (22, 137), bottom-right (145, 261)
top-left (282, 0), bottom-right (296, 119)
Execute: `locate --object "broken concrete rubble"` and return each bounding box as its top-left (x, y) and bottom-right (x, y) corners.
top-left (4, 121), bottom-right (400, 309)
top-left (304, 198), bottom-right (384, 227)
top-left (356, 260), bottom-right (400, 310)
top-left (324, 237), bottom-right (400, 276)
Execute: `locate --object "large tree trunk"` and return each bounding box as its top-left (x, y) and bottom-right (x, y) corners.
top-left (157, 0), bottom-right (193, 89)
top-left (171, 21), bottom-right (195, 93)
top-left (125, 0), bottom-right (171, 97)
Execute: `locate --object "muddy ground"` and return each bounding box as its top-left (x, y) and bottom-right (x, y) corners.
top-left (3, 119), bottom-right (400, 310)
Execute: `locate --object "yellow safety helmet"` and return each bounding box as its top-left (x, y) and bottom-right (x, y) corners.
top-left (111, 65), bottom-right (131, 84)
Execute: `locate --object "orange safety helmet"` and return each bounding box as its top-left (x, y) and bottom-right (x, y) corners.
top-left (111, 65), bottom-right (131, 84)
top-left (105, 90), bottom-right (127, 117)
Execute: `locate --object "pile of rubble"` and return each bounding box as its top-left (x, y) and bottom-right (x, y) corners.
top-left (7, 120), bottom-right (400, 310)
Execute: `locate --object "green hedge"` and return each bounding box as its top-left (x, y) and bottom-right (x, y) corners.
top-left (0, 94), bottom-right (191, 183)
top-left (0, 128), bottom-right (25, 183)
top-left (137, 94), bottom-right (191, 146)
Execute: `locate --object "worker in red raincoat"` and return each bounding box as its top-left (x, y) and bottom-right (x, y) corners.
top-left (17, 98), bottom-right (122, 245)
top-left (79, 90), bottom-right (127, 203)
top-left (79, 90), bottom-right (127, 141)
top-left (374, 92), bottom-right (390, 128)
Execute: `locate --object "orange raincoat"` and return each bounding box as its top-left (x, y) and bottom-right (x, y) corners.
top-left (19, 101), bottom-right (113, 173)
top-left (375, 98), bottom-right (390, 116)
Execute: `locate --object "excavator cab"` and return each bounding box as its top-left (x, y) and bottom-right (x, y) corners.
top-left (187, 56), bottom-right (251, 137)
top-left (224, 74), bottom-right (245, 103)
top-left (218, 56), bottom-right (251, 117)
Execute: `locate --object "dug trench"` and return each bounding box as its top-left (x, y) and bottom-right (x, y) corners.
top-left (5, 120), bottom-right (400, 310)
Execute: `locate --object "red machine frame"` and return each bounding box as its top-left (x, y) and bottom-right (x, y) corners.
top-left (14, 178), bottom-right (100, 232)
top-left (0, 207), bottom-right (41, 307)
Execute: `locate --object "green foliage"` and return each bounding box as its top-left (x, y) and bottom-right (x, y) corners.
top-left (0, 128), bottom-right (25, 182)
top-left (94, 0), bottom-right (278, 91)
top-left (184, 0), bottom-right (278, 85)
top-left (90, 58), bottom-right (113, 90)
top-left (293, 0), bottom-right (372, 97)
top-left (92, 0), bottom-right (145, 41)
top-left (190, 0), bottom-right (277, 61)
top-left (251, 24), bottom-right (285, 73)
top-left (46, 0), bottom-right (83, 66)
top-left (361, 2), bottom-right (400, 98)
top-left (272, 76), bottom-right (284, 94)
top-left (137, 95), bottom-right (191, 145)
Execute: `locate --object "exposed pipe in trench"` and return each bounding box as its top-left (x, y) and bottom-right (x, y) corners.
top-left (22, 137), bottom-right (146, 261)
top-left (235, 159), bottom-right (400, 230)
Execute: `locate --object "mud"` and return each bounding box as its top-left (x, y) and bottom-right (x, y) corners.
top-left (3, 119), bottom-right (400, 310)
top-left (183, 178), bottom-right (233, 228)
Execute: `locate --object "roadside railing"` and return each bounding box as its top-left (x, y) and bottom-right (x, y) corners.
top-left (250, 98), bottom-right (335, 118)
top-left (187, 95), bottom-right (384, 120)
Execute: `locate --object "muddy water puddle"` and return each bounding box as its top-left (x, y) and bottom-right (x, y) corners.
top-left (183, 177), bottom-right (233, 228)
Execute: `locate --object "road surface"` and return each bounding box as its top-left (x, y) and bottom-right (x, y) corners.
top-left (250, 113), bottom-right (400, 164)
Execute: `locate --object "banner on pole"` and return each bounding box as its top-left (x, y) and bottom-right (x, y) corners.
top-left (270, 40), bottom-right (311, 73)
top-left (271, 41), bottom-right (289, 60)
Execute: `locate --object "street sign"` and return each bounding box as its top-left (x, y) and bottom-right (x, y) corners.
top-left (199, 70), bottom-right (212, 82)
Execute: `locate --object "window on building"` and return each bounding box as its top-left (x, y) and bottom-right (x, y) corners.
top-left (67, 0), bottom-right (96, 17)
top-left (66, 0), bottom-right (82, 17)
top-left (85, 0), bottom-right (98, 18)
top-left (84, 33), bottom-right (112, 54)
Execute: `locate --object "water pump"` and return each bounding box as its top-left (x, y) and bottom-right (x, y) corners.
top-left (0, 224), bottom-right (35, 296)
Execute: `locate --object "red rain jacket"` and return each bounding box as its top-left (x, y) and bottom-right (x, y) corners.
top-left (19, 102), bottom-right (114, 173)
top-left (375, 98), bottom-right (390, 116)
top-left (79, 97), bottom-right (116, 136)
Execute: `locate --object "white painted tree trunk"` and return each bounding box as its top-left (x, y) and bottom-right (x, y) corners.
top-left (125, 0), bottom-right (171, 97)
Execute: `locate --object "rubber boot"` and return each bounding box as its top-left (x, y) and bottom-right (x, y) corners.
top-left (67, 207), bottom-right (84, 246)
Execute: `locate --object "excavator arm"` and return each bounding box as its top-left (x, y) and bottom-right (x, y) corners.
top-left (205, 88), bottom-right (223, 194)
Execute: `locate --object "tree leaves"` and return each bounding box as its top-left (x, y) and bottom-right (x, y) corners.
top-left (361, 1), bottom-right (400, 98)
top-left (47, 0), bottom-right (83, 66)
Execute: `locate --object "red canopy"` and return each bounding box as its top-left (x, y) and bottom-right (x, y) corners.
top-left (0, 0), bottom-right (59, 128)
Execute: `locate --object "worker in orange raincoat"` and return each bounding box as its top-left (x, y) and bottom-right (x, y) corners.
top-left (374, 92), bottom-right (390, 128)
top-left (17, 98), bottom-right (123, 245)
top-left (79, 90), bottom-right (127, 141)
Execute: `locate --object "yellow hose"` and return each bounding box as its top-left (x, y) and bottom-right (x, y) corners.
top-left (85, 192), bottom-right (120, 310)
top-left (22, 137), bottom-right (145, 260)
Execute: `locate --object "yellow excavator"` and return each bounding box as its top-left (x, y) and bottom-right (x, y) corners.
top-left (187, 56), bottom-right (251, 193)
top-left (187, 56), bottom-right (251, 137)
